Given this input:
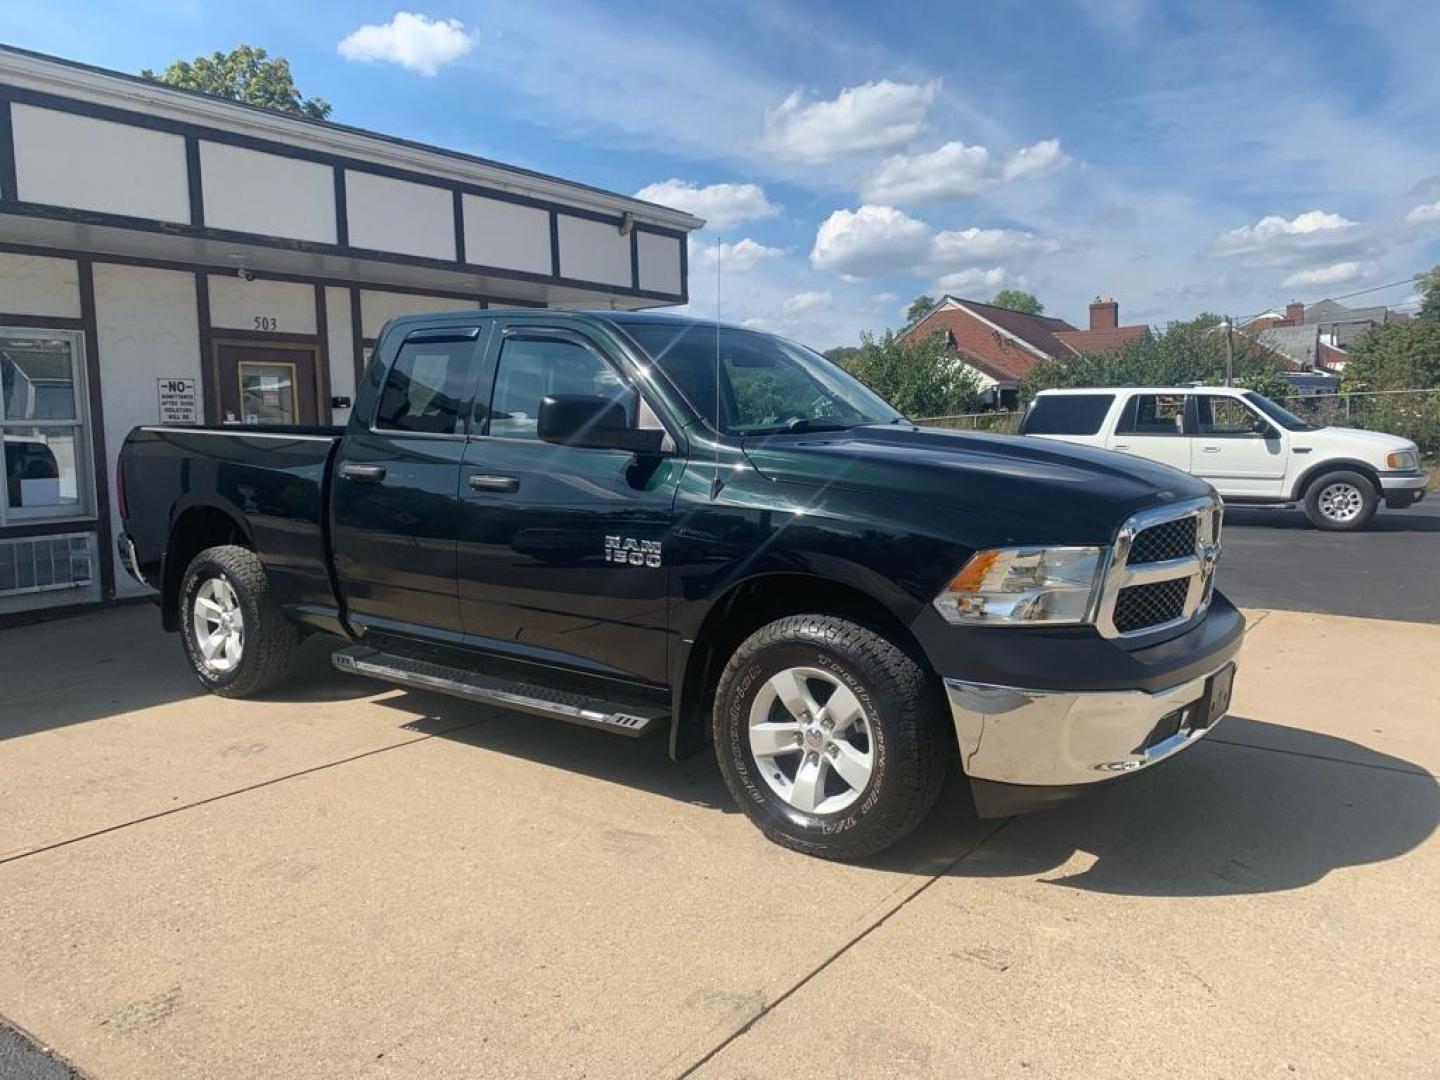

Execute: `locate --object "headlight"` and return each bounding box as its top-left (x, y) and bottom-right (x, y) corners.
top-left (1386, 449), bottom-right (1419, 470)
top-left (933, 546), bottom-right (1106, 627)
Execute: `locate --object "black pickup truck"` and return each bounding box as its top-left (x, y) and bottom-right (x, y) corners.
top-left (117, 310), bottom-right (1242, 859)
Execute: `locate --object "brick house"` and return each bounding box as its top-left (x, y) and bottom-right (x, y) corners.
top-left (904, 295), bottom-right (1148, 408)
top-left (1241, 298), bottom-right (1407, 375)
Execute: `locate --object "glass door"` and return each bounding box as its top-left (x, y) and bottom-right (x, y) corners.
top-left (214, 342), bottom-right (320, 426)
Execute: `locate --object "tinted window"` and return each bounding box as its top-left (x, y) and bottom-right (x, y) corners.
top-left (1196, 395), bottom-right (1258, 435)
top-left (375, 337), bottom-right (476, 434)
top-left (619, 321), bottom-right (902, 435)
top-left (1118, 393), bottom-right (1186, 435)
top-left (488, 336), bottom-right (631, 440)
top-left (1021, 394), bottom-right (1114, 435)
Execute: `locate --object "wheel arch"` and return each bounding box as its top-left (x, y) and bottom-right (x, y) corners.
top-left (161, 502), bottom-right (253, 631)
top-left (668, 570), bottom-right (931, 761)
top-left (1290, 458), bottom-right (1382, 502)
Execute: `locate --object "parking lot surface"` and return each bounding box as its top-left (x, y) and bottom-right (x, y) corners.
top-left (1220, 497), bottom-right (1440, 622)
top-left (1, 593), bottom-right (1436, 1079)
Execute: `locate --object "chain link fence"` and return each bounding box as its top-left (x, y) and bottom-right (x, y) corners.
top-left (1275, 389), bottom-right (1440, 455)
top-left (912, 410), bottom-right (1023, 434)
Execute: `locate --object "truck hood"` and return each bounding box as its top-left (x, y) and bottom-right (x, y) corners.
top-left (741, 424), bottom-right (1214, 545)
top-left (1296, 426), bottom-right (1416, 461)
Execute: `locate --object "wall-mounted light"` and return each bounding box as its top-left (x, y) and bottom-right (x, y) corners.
top-left (619, 211), bottom-right (635, 236)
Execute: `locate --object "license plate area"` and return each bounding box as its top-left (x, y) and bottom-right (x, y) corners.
top-left (1196, 662), bottom-right (1236, 730)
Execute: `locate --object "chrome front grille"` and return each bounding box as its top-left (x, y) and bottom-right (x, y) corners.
top-left (1096, 497), bottom-right (1222, 640)
top-left (1128, 517), bottom-right (1200, 565)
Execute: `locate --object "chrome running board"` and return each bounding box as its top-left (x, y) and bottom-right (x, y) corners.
top-left (331, 645), bottom-right (663, 737)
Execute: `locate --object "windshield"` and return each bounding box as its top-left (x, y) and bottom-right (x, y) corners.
top-left (1243, 391), bottom-right (1317, 432)
top-left (618, 321), bottom-right (903, 436)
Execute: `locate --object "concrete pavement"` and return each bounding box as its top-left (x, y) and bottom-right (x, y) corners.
top-left (1, 605), bottom-right (1436, 1078)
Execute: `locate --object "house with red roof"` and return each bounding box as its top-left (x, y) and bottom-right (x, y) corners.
top-left (903, 295), bottom-right (1148, 408)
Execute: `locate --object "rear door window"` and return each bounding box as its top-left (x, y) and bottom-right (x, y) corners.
top-left (374, 334), bottom-right (480, 435)
top-left (1021, 394), bottom-right (1115, 435)
top-left (1117, 393), bottom-right (1187, 435)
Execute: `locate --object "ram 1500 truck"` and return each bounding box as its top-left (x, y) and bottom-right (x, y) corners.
top-left (118, 310), bottom-right (1243, 860)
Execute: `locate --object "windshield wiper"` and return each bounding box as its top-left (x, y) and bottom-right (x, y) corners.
top-left (779, 418), bottom-right (858, 433)
top-left (742, 418), bottom-right (859, 435)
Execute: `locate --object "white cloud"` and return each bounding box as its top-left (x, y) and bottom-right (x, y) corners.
top-left (810, 206), bottom-right (1064, 283)
top-left (338, 12), bottom-right (475, 76)
top-left (1281, 261), bottom-right (1378, 288)
top-left (930, 227), bottom-right (1063, 267)
top-left (1211, 209), bottom-right (1364, 266)
top-left (1405, 200), bottom-right (1440, 227)
top-left (860, 138), bottom-right (1069, 203)
top-left (932, 267), bottom-right (1025, 295)
top-left (861, 142), bottom-right (994, 203)
top-left (809, 205), bottom-right (932, 278)
top-left (762, 80), bottom-right (939, 163)
top-left (1002, 138), bottom-right (1071, 181)
top-left (695, 238), bottom-right (785, 272)
top-left (633, 179), bottom-right (779, 229)
top-left (782, 290), bottom-right (834, 315)
top-left (871, 291), bottom-right (899, 305)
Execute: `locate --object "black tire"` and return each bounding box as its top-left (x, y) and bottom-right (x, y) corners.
top-left (712, 614), bottom-right (949, 860)
top-left (1303, 470), bottom-right (1378, 531)
top-left (179, 544), bottom-right (298, 698)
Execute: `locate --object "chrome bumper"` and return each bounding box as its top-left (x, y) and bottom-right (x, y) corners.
top-left (117, 533), bottom-right (148, 587)
top-left (1379, 471), bottom-right (1427, 492)
top-left (945, 662), bottom-right (1234, 788)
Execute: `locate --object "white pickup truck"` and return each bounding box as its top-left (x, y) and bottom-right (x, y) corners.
top-left (1019, 386), bottom-right (1427, 531)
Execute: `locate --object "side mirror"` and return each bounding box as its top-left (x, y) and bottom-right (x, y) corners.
top-left (537, 394), bottom-right (665, 454)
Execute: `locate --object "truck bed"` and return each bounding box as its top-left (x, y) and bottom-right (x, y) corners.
top-left (119, 424), bottom-right (345, 631)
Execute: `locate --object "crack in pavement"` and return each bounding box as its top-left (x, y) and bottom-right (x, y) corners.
top-left (0, 713), bottom-right (495, 868)
top-left (669, 817), bottom-right (1013, 1080)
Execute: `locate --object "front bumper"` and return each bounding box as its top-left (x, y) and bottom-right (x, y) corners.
top-left (946, 657), bottom-right (1234, 787)
top-left (1379, 470), bottom-right (1428, 508)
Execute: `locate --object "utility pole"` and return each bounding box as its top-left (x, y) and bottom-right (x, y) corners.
top-left (1223, 315), bottom-right (1235, 387)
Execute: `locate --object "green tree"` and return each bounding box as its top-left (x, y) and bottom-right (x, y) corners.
top-left (1019, 313), bottom-right (1292, 401)
top-left (141, 45), bottom-right (332, 119)
top-left (905, 294), bottom-right (937, 324)
top-left (991, 289), bottom-right (1044, 315)
top-left (1415, 264), bottom-right (1440, 322)
top-left (1342, 320), bottom-right (1440, 391)
top-left (837, 329), bottom-right (985, 418)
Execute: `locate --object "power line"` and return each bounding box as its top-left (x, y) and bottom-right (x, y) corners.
top-left (1232, 275), bottom-right (1417, 327)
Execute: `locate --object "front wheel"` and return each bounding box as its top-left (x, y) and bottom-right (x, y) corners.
top-left (179, 544), bottom-right (297, 698)
top-left (712, 614), bottom-right (949, 860)
top-left (1304, 470), bottom-right (1377, 531)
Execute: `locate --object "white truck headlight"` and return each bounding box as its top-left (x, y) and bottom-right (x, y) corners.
top-left (1386, 449), bottom-right (1419, 470)
top-left (933, 546), bottom-right (1106, 626)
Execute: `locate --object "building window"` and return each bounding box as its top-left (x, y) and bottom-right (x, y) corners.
top-left (1, 329), bottom-right (93, 525)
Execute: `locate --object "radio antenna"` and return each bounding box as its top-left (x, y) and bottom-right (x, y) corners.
top-left (712, 241), bottom-right (723, 498)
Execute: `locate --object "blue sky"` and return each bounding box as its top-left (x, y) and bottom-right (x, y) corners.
top-left (5, 0), bottom-right (1439, 347)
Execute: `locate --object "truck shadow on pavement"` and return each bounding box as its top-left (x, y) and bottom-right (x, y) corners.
top-left (939, 716), bottom-right (1439, 897)
top-left (392, 695), bottom-right (1437, 897)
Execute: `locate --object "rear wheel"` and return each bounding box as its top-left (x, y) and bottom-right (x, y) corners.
top-left (1304, 470), bottom-right (1377, 531)
top-left (179, 545), bottom-right (297, 697)
top-left (713, 614), bottom-right (948, 860)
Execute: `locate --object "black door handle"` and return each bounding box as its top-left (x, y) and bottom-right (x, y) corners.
top-left (468, 473), bottom-right (520, 493)
top-left (341, 463), bottom-right (387, 482)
